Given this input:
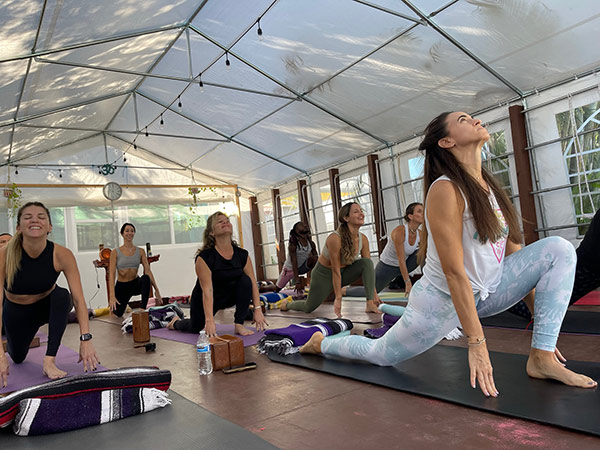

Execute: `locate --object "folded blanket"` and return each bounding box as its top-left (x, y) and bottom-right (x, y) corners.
top-left (0, 367), bottom-right (171, 428)
top-left (259, 292), bottom-right (292, 309)
top-left (13, 387), bottom-right (171, 436)
top-left (257, 318), bottom-right (353, 356)
top-left (364, 313), bottom-right (399, 338)
top-left (121, 303), bottom-right (185, 333)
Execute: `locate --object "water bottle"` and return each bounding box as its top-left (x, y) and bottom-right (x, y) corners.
top-left (196, 331), bottom-right (213, 375)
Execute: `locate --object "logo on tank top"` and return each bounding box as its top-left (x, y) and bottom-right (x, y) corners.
top-left (490, 208), bottom-right (508, 263)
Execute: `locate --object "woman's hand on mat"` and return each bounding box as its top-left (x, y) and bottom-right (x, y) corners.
top-left (205, 320), bottom-right (217, 338)
top-left (405, 280), bottom-right (413, 296)
top-left (154, 294), bottom-right (163, 306)
top-left (468, 343), bottom-right (498, 397)
top-left (554, 347), bottom-right (567, 366)
top-left (334, 296), bottom-right (343, 318)
top-left (108, 296), bottom-right (120, 312)
top-left (78, 341), bottom-right (100, 372)
top-left (252, 309), bottom-right (269, 331)
top-left (0, 352), bottom-right (9, 387)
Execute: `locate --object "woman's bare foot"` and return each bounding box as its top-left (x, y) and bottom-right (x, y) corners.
top-left (365, 299), bottom-right (383, 314)
top-left (299, 332), bottom-right (324, 354)
top-left (280, 299), bottom-right (289, 311)
top-left (42, 356), bottom-right (67, 379)
top-left (167, 316), bottom-right (179, 330)
top-left (234, 324), bottom-right (255, 336)
top-left (527, 348), bottom-right (597, 388)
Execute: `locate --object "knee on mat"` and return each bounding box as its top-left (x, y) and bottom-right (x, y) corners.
top-left (8, 348), bottom-right (27, 364)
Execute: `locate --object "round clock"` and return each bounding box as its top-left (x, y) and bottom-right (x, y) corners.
top-left (102, 182), bottom-right (122, 201)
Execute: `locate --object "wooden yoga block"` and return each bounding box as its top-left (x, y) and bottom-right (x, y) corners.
top-left (132, 310), bottom-right (150, 343)
top-left (2, 336), bottom-right (40, 352)
top-left (209, 335), bottom-right (244, 370)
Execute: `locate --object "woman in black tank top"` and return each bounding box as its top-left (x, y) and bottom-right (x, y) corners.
top-left (0, 202), bottom-right (100, 387)
top-left (168, 212), bottom-right (268, 336)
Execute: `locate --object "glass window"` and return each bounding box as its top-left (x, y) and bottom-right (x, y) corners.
top-left (49, 207), bottom-right (66, 247)
top-left (482, 131), bottom-right (513, 197)
top-left (126, 205), bottom-right (170, 246)
top-left (555, 101), bottom-right (600, 235)
top-left (74, 206), bottom-right (119, 251)
top-left (171, 203), bottom-right (225, 244)
top-left (0, 208), bottom-right (10, 234)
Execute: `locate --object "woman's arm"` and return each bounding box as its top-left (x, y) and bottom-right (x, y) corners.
top-left (55, 245), bottom-right (100, 372)
top-left (288, 242), bottom-right (300, 283)
top-left (140, 248), bottom-right (162, 305)
top-left (196, 256), bottom-right (217, 337)
top-left (360, 234), bottom-right (382, 305)
top-left (326, 234), bottom-right (344, 318)
top-left (108, 248), bottom-right (118, 311)
top-left (392, 226), bottom-right (413, 294)
top-left (0, 247), bottom-right (9, 386)
top-left (243, 256), bottom-right (268, 331)
top-left (427, 181), bottom-right (497, 398)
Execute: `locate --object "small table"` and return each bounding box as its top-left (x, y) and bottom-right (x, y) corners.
top-left (93, 254), bottom-right (160, 305)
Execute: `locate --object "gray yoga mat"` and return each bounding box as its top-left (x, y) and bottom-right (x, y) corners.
top-left (0, 390), bottom-right (277, 449)
top-left (268, 345), bottom-right (600, 436)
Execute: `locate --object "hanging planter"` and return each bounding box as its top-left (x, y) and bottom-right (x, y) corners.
top-left (4, 182), bottom-right (23, 218)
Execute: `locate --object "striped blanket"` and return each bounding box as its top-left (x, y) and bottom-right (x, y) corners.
top-left (257, 318), bottom-right (353, 356)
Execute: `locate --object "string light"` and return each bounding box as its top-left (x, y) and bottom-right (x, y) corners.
top-left (225, 52), bottom-right (231, 71)
top-left (177, 96), bottom-right (183, 113)
top-left (159, 114), bottom-right (164, 129)
top-left (145, 127), bottom-right (149, 137)
top-left (15, 166), bottom-right (18, 175)
top-left (257, 19), bottom-right (263, 41)
top-left (59, 169), bottom-right (62, 178)
top-left (198, 74), bottom-right (204, 93)
top-left (133, 141), bottom-right (137, 150)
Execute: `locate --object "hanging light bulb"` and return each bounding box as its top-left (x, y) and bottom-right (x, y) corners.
top-left (257, 19), bottom-right (264, 41)
top-left (198, 74), bottom-right (204, 93)
top-left (15, 166), bottom-right (19, 175)
top-left (225, 52), bottom-right (231, 71)
top-left (59, 169), bottom-right (63, 178)
top-left (177, 96), bottom-right (183, 113)
top-left (145, 127), bottom-right (149, 137)
top-left (133, 142), bottom-right (137, 150)
top-left (159, 114), bottom-right (164, 129)
top-left (124, 154), bottom-right (127, 162)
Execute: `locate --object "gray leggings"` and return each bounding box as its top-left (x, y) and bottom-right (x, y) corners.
top-left (345, 253), bottom-right (418, 297)
top-left (287, 259), bottom-right (375, 313)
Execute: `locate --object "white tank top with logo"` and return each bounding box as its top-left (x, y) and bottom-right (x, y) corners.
top-left (379, 224), bottom-right (420, 267)
top-left (422, 176), bottom-right (508, 300)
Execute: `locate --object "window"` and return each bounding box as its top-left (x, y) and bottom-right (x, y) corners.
top-left (340, 171), bottom-right (377, 254)
top-left (49, 207), bottom-right (66, 247)
top-left (74, 206), bottom-right (119, 251)
top-left (483, 131), bottom-right (513, 197)
top-left (126, 205), bottom-right (170, 246)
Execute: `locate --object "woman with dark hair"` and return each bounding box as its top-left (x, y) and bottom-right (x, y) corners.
top-left (344, 202), bottom-right (423, 297)
top-left (168, 212), bottom-right (268, 336)
top-left (282, 202), bottom-right (381, 316)
top-left (300, 112), bottom-right (596, 395)
top-left (108, 223), bottom-right (162, 317)
top-left (0, 202), bottom-right (100, 385)
top-left (275, 222), bottom-right (318, 293)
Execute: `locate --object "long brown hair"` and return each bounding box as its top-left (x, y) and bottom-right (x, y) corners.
top-left (196, 211), bottom-right (237, 256)
top-left (336, 202), bottom-right (360, 265)
top-left (5, 202), bottom-right (53, 290)
top-left (417, 112), bottom-right (522, 263)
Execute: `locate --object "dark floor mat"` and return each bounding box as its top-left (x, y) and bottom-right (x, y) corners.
top-left (0, 390), bottom-right (277, 449)
top-left (481, 311), bottom-right (600, 335)
top-left (268, 345), bottom-right (600, 436)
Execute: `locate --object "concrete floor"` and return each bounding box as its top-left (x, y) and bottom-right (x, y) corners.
top-left (56, 300), bottom-right (600, 450)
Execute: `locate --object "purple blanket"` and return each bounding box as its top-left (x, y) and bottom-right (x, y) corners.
top-left (364, 313), bottom-right (399, 339)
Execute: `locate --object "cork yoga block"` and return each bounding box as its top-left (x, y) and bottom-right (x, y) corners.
top-left (209, 335), bottom-right (244, 370)
top-left (132, 310), bottom-right (150, 343)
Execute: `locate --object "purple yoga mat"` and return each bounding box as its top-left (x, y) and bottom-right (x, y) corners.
top-left (0, 344), bottom-right (107, 394)
top-left (150, 324), bottom-right (264, 347)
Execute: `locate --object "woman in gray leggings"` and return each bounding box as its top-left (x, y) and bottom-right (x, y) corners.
top-left (281, 202), bottom-right (381, 316)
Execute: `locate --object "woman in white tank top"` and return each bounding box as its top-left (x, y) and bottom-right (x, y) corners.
top-left (300, 111), bottom-right (596, 395)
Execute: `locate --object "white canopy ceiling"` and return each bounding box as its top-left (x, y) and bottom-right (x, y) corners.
top-left (1, 0), bottom-right (600, 194)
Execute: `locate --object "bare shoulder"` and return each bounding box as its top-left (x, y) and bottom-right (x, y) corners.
top-left (53, 242), bottom-right (74, 259)
top-left (427, 180), bottom-right (464, 212)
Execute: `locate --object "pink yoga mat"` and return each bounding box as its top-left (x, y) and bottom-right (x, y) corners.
top-left (574, 290), bottom-right (600, 306)
top-left (0, 344), bottom-right (107, 394)
top-left (150, 324), bottom-right (264, 347)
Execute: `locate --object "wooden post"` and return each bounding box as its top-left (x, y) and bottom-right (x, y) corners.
top-left (367, 154), bottom-right (387, 254)
top-left (249, 196), bottom-right (265, 280)
top-left (271, 189), bottom-right (286, 271)
top-left (297, 179), bottom-right (310, 225)
top-left (509, 105), bottom-right (539, 245)
top-left (329, 168), bottom-right (341, 221)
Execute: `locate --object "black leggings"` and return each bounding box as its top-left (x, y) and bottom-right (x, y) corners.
top-left (113, 275), bottom-right (151, 317)
top-left (174, 274), bottom-right (252, 333)
top-left (3, 286), bottom-right (72, 362)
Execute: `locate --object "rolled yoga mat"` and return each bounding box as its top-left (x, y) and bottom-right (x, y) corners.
top-left (268, 345), bottom-right (600, 437)
top-left (0, 344), bottom-right (107, 395)
top-left (150, 324), bottom-right (265, 347)
top-left (0, 390), bottom-right (278, 449)
top-left (480, 310), bottom-right (600, 335)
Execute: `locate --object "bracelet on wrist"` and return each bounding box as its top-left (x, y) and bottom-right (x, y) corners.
top-left (467, 337), bottom-right (486, 346)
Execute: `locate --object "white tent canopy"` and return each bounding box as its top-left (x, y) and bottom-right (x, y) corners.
top-left (1, 0), bottom-right (600, 196)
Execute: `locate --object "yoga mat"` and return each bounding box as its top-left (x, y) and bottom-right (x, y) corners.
top-left (481, 311), bottom-right (600, 335)
top-left (0, 344), bottom-right (107, 395)
top-left (266, 313), bottom-right (382, 325)
top-left (0, 390), bottom-right (277, 449)
top-left (150, 324), bottom-right (264, 347)
top-left (574, 290), bottom-right (600, 306)
top-left (268, 345), bottom-right (600, 437)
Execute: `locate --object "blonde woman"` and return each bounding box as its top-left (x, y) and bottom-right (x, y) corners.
top-left (168, 212), bottom-right (268, 336)
top-left (0, 202), bottom-right (99, 385)
top-left (282, 202), bottom-right (381, 317)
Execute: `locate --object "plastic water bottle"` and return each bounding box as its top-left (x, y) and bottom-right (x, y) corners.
top-left (196, 331), bottom-right (213, 375)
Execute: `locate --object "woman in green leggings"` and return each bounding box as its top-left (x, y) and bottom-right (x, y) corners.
top-left (281, 202), bottom-right (381, 317)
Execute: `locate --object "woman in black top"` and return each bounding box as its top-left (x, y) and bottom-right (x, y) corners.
top-left (0, 202), bottom-right (99, 386)
top-left (168, 212), bottom-right (268, 336)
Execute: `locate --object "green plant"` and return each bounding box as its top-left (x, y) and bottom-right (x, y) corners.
top-left (4, 182), bottom-right (23, 218)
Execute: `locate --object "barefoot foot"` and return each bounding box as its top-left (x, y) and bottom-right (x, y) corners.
top-left (299, 332), bottom-right (324, 355)
top-left (42, 356), bottom-right (67, 379)
top-left (527, 349), bottom-right (597, 388)
top-left (280, 299), bottom-right (289, 311)
top-left (365, 300), bottom-right (383, 314)
top-left (167, 316), bottom-right (179, 330)
top-left (234, 324), bottom-right (255, 336)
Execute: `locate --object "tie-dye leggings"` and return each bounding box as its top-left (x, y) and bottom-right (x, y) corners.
top-left (321, 236), bottom-right (576, 366)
